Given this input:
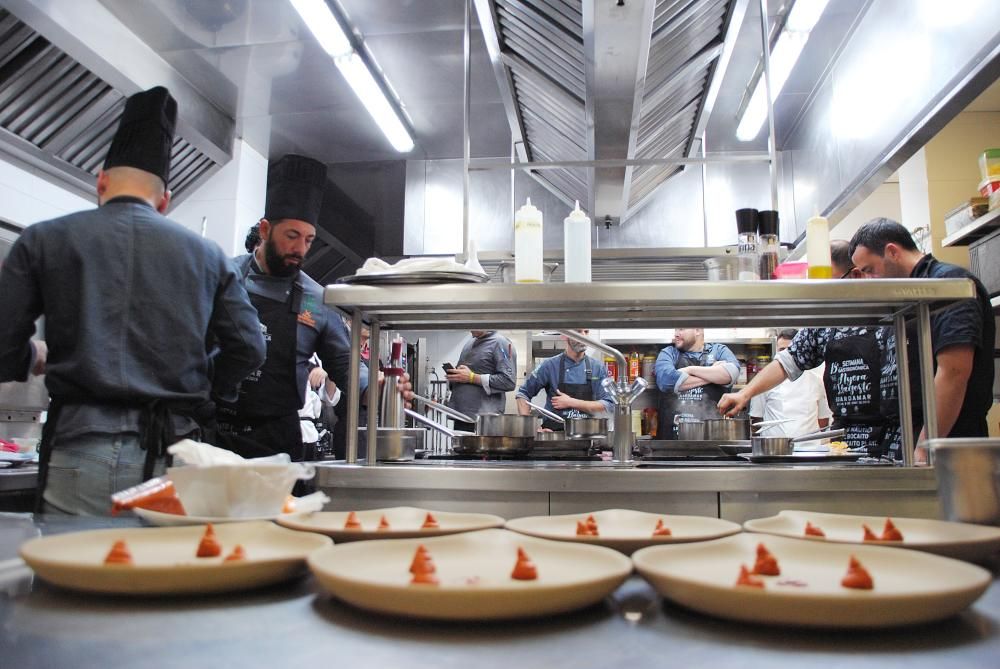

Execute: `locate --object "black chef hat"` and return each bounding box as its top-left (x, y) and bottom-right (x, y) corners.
top-left (102, 86), bottom-right (177, 187)
top-left (264, 154), bottom-right (327, 226)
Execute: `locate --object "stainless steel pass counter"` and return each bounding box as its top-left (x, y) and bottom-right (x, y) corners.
top-left (315, 461), bottom-right (943, 523)
top-left (1, 515), bottom-right (998, 669)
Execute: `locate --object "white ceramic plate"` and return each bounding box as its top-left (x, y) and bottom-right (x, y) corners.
top-left (308, 528), bottom-right (632, 620)
top-left (19, 521), bottom-right (331, 595)
top-left (632, 532), bottom-right (991, 628)
top-left (744, 509), bottom-right (1000, 562)
top-left (505, 509), bottom-right (741, 555)
top-left (276, 506), bottom-right (504, 541)
top-left (132, 507), bottom-right (301, 527)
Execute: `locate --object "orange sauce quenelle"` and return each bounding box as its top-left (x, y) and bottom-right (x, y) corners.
top-left (511, 547), bottom-right (538, 581)
top-left (343, 511), bottom-right (363, 530)
top-left (104, 540), bottom-right (134, 565)
top-left (735, 564), bottom-right (765, 588)
top-left (409, 544), bottom-right (439, 585)
top-left (861, 524), bottom-right (879, 542)
top-left (377, 515), bottom-right (391, 531)
top-left (880, 518), bottom-right (904, 541)
top-left (421, 512), bottom-right (440, 530)
top-left (652, 519), bottom-right (672, 537)
top-left (841, 556), bottom-right (874, 590)
top-left (224, 545), bottom-right (246, 562)
top-left (803, 521), bottom-right (825, 538)
top-left (196, 523), bottom-right (223, 558)
top-left (752, 543), bottom-right (781, 576)
top-left (585, 514), bottom-right (599, 535)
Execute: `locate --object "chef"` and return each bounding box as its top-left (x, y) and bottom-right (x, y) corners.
top-left (0, 86), bottom-right (266, 514)
top-left (655, 328), bottom-right (741, 439)
top-left (515, 331), bottom-right (612, 430)
top-left (214, 154), bottom-right (370, 461)
top-left (445, 330), bottom-right (517, 431)
top-left (719, 241), bottom-right (901, 457)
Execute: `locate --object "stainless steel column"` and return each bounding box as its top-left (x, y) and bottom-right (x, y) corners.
top-left (915, 304), bottom-right (939, 448)
top-left (895, 313), bottom-right (915, 467)
top-left (461, 0), bottom-right (471, 259)
top-left (345, 310), bottom-right (362, 463)
top-left (366, 321), bottom-right (381, 466)
top-left (758, 0), bottom-right (778, 209)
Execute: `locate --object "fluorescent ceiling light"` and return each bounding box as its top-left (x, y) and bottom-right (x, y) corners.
top-left (290, 0), bottom-right (414, 152)
top-left (736, 0), bottom-right (830, 142)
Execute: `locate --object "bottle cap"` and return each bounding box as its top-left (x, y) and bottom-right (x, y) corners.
top-left (566, 200), bottom-right (589, 222)
top-left (758, 210), bottom-right (779, 236)
top-left (735, 208), bottom-right (759, 234)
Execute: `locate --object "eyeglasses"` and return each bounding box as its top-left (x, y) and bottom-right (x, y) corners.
top-left (839, 267), bottom-right (856, 279)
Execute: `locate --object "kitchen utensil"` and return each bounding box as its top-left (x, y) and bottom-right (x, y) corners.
top-left (704, 417), bottom-right (751, 441)
top-left (405, 409), bottom-right (533, 455)
top-left (411, 394), bottom-right (538, 437)
top-left (674, 415), bottom-right (706, 441)
top-left (496, 260), bottom-right (559, 284)
top-left (750, 428), bottom-right (845, 456)
top-left (929, 438), bottom-right (1000, 526)
top-left (524, 400), bottom-right (607, 438)
top-left (379, 337), bottom-right (406, 428)
top-left (358, 427), bottom-right (424, 461)
top-left (410, 394), bottom-right (475, 424)
top-left (750, 418), bottom-right (794, 428)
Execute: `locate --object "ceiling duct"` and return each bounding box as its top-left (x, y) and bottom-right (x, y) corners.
top-left (0, 3), bottom-right (232, 204)
top-left (476, 0), bottom-right (745, 222)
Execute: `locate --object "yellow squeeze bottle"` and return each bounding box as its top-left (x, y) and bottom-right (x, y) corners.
top-left (806, 214), bottom-right (832, 279)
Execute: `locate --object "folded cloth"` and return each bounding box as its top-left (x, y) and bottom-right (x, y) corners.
top-left (355, 256), bottom-right (480, 276)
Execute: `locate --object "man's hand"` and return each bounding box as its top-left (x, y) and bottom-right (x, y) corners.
top-left (550, 390), bottom-right (576, 411)
top-left (717, 390), bottom-right (749, 417)
top-left (30, 340), bottom-right (47, 376)
top-left (308, 366), bottom-right (328, 390)
top-left (396, 372), bottom-right (415, 408)
top-left (447, 365), bottom-right (475, 384)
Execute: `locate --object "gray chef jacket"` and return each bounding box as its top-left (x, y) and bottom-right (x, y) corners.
top-left (446, 331), bottom-right (517, 416)
top-left (233, 254), bottom-right (368, 407)
top-left (0, 199), bottom-right (267, 438)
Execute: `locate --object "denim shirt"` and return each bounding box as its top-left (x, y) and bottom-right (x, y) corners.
top-left (0, 200), bottom-right (266, 438)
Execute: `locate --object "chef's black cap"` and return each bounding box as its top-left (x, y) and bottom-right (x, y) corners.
top-left (264, 154), bottom-right (327, 226)
top-left (102, 86), bottom-right (177, 187)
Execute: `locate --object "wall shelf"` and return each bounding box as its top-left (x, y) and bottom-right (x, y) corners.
top-left (943, 206), bottom-right (1000, 247)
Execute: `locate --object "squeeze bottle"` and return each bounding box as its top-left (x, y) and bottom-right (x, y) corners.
top-left (514, 198), bottom-right (543, 283)
top-left (806, 213), bottom-right (832, 279)
top-left (563, 201), bottom-right (592, 283)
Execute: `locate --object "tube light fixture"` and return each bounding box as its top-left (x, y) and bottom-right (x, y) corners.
top-left (290, 0), bottom-right (414, 152)
top-left (735, 0), bottom-right (830, 142)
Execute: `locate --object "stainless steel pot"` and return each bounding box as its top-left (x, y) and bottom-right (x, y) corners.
top-left (405, 409), bottom-right (533, 455)
top-left (674, 415), bottom-right (706, 441)
top-left (524, 400), bottom-right (607, 438)
top-left (411, 394), bottom-right (539, 437)
top-left (704, 417), bottom-right (750, 441)
top-left (750, 428), bottom-right (846, 456)
top-left (357, 427), bottom-right (424, 461)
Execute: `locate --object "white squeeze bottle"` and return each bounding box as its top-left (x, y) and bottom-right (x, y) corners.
top-left (563, 200), bottom-right (592, 283)
top-left (806, 213), bottom-right (832, 279)
top-left (514, 197), bottom-right (543, 283)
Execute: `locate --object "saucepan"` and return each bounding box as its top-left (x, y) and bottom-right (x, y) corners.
top-left (411, 394), bottom-right (540, 438)
top-left (524, 401), bottom-right (608, 439)
top-left (674, 415), bottom-right (706, 441)
top-left (751, 428), bottom-right (846, 456)
top-left (704, 417), bottom-right (751, 441)
top-left (405, 409), bottom-right (533, 455)
top-left (357, 427), bottom-right (423, 462)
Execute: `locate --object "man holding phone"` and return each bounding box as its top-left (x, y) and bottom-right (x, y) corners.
top-left (445, 330), bottom-right (517, 431)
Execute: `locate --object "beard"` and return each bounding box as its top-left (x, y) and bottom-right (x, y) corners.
top-left (568, 341), bottom-right (588, 354)
top-left (263, 239), bottom-right (303, 278)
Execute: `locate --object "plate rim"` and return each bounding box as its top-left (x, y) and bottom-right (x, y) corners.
top-left (275, 506), bottom-right (506, 538)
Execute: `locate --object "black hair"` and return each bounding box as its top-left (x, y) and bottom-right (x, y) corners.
top-left (849, 217), bottom-right (918, 257)
top-left (776, 328), bottom-right (798, 341)
top-left (244, 223), bottom-right (261, 253)
top-left (830, 239), bottom-right (853, 272)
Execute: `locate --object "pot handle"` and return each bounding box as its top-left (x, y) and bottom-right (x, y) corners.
top-left (404, 408), bottom-right (459, 438)
top-left (524, 400), bottom-right (564, 423)
top-left (409, 394), bottom-right (475, 424)
top-left (789, 428), bottom-right (846, 444)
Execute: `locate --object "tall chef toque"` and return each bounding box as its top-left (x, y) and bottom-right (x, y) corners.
top-left (264, 154), bottom-right (327, 226)
top-left (102, 86), bottom-right (177, 188)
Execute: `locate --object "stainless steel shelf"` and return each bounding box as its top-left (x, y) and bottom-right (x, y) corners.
top-left (324, 279), bottom-right (976, 329)
top-left (943, 206), bottom-right (1000, 246)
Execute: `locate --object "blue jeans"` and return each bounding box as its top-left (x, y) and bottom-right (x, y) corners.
top-left (44, 432), bottom-right (165, 516)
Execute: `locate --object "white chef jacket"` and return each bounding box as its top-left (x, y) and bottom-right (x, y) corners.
top-left (749, 365), bottom-right (832, 438)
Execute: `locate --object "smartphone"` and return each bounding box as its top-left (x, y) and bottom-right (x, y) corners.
top-left (442, 362), bottom-right (455, 373)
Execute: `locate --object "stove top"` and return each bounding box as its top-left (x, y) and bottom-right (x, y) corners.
top-left (424, 451), bottom-right (603, 462)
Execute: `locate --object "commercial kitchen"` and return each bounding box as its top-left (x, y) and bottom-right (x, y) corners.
top-left (1, 1), bottom-right (1000, 667)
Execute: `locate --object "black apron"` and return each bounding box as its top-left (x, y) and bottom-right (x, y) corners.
top-left (541, 354), bottom-right (596, 431)
top-left (215, 276), bottom-right (306, 461)
top-left (657, 351), bottom-right (727, 440)
top-left (823, 331), bottom-right (894, 457)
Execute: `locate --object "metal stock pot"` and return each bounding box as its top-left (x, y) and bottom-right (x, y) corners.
top-left (411, 394), bottom-right (540, 437)
top-left (405, 409), bottom-right (534, 455)
top-left (751, 428), bottom-right (846, 456)
top-left (525, 401), bottom-right (608, 438)
top-left (704, 417), bottom-right (750, 441)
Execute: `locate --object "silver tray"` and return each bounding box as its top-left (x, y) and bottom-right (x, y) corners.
top-left (338, 270), bottom-right (489, 285)
top-left (739, 452), bottom-right (865, 464)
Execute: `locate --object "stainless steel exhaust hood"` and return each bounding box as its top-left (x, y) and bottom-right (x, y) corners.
top-left (0, 2), bottom-right (232, 205)
top-left (475, 0), bottom-right (745, 222)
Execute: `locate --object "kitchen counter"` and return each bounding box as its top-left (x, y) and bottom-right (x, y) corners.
top-left (0, 514), bottom-right (997, 669)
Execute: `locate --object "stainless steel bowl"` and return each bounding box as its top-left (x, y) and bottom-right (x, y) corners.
top-left (931, 438), bottom-right (1000, 526)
